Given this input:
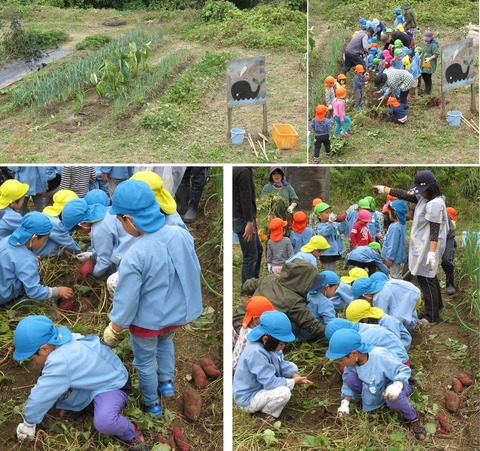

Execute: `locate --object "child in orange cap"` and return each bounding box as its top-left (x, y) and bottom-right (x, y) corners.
top-left (331, 87), bottom-right (352, 138)
top-left (324, 76), bottom-right (337, 108)
top-left (266, 218), bottom-right (293, 275)
top-left (309, 105), bottom-right (335, 163)
top-left (353, 65), bottom-right (369, 110)
top-left (232, 296), bottom-right (275, 370)
top-left (387, 96), bottom-right (409, 125)
top-left (290, 211), bottom-right (315, 254)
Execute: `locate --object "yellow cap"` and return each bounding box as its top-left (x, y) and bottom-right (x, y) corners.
top-left (43, 190), bottom-right (78, 216)
top-left (301, 235), bottom-right (330, 252)
top-left (345, 299), bottom-right (384, 322)
top-left (130, 171), bottom-right (177, 215)
top-left (0, 179), bottom-right (29, 209)
top-left (340, 267), bottom-right (369, 284)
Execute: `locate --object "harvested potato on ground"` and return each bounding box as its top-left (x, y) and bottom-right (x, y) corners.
top-left (191, 364), bottom-right (207, 389)
top-left (78, 259), bottom-right (94, 277)
top-left (444, 391), bottom-right (459, 412)
top-left (199, 358), bottom-right (221, 379)
top-left (451, 377), bottom-right (463, 394)
top-left (438, 415), bottom-right (452, 433)
top-left (154, 432), bottom-right (175, 448)
top-left (457, 373), bottom-right (474, 386)
top-left (182, 387), bottom-right (202, 421)
top-left (173, 427), bottom-right (190, 451)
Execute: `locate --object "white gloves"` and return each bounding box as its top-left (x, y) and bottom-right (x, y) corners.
top-left (75, 252), bottom-right (94, 262)
top-left (426, 251), bottom-right (436, 270)
top-left (337, 399), bottom-right (350, 416)
top-left (328, 213), bottom-right (337, 223)
top-left (17, 422), bottom-right (36, 441)
top-left (372, 185), bottom-right (386, 194)
top-left (106, 272), bottom-right (118, 297)
top-left (287, 204), bottom-right (295, 214)
top-left (383, 381), bottom-right (403, 401)
top-left (425, 57), bottom-right (431, 62)
top-left (267, 264), bottom-right (272, 274)
top-left (103, 322), bottom-right (123, 347)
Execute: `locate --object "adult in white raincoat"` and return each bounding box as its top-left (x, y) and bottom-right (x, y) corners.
top-left (372, 170), bottom-right (448, 324)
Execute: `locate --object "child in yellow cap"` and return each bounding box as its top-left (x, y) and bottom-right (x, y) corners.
top-left (0, 179), bottom-right (29, 239)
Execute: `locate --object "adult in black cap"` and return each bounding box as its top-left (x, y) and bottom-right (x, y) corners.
top-left (374, 68), bottom-right (414, 104)
top-left (372, 170), bottom-right (448, 325)
top-left (380, 29), bottom-right (412, 51)
top-left (341, 27), bottom-right (375, 75)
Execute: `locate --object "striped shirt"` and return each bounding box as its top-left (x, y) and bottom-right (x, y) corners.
top-left (59, 166), bottom-right (96, 198)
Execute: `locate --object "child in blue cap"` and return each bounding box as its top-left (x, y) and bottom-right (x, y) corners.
top-left (344, 242), bottom-right (389, 275)
top-left (325, 329), bottom-right (425, 440)
top-left (233, 310), bottom-right (313, 424)
top-left (381, 200), bottom-right (408, 278)
top-left (0, 212), bottom-right (73, 305)
top-left (0, 179), bottom-right (29, 239)
top-left (102, 179), bottom-right (203, 418)
top-left (62, 198), bottom-right (137, 278)
top-left (13, 315), bottom-right (148, 450)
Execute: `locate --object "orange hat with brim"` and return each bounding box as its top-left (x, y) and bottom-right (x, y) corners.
top-left (446, 207), bottom-right (457, 222)
top-left (387, 96), bottom-right (400, 107)
top-left (292, 211), bottom-right (308, 233)
top-left (315, 104), bottom-right (328, 121)
top-left (268, 217), bottom-right (287, 242)
top-left (336, 87), bottom-right (347, 99)
top-left (242, 296), bottom-right (275, 329)
top-left (312, 197), bottom-right (323, 207)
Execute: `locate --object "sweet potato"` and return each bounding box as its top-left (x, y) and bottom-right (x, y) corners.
top-left (172, 427), bottom-right (190, 451)
top-left (154, 432), bottom-right (175, 449)
top-left (191, 364), bottom-right (207, 389)
top-left (182, 387), bottom-right (202, 421)
top-left (78, 259), bottom-right (94, 277)
top-left (336, 211), bottom-right (348, 222)
top-left (58, 298), bottom-right (76, 312)
top-left (77, 297), bottom-right (94, 313)
top-left (444, 391), bottom-right (459, 412)
top-left (457, 373), bottom-right (474, 387)
top-left (438, 415), bottom-right (452, 433)
top-left (451, 377), bottom-right (463, 394)
top-left (199, 358), bottom-right (221, 379)
top-left (437, 427), bottom-right (449, 435)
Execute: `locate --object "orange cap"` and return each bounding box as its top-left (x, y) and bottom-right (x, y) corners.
top-left (292, 211), bottom-right (308, 233)
top-left (242, 296), bottom-right (275, 329)
top-left (324, 76), bottom-right (336, 88)
top-left (337, 73), bottom-right (347, 81)
top-left (268, 217), bottom-right (287, 242)
top-left (312, 197), bottom-right (323, 207)
top-left (354, 64), bottom-right (365, 73)
top-left (387, 96), bottom-right (400, 107)
top-left (336, 86), bottom-right (347, 99)
top-left (446, 207), bottom-right (457, 222)
top-left (315, 104), bottom-right (328, 121)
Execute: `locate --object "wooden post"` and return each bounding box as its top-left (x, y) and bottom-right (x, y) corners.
top-left (471, 83), bottom-right (477, 114)
top-left (440, 91), bottom-right (446, 120)
top-left (262, 103), bottom-right (268, 136)
top-left (227, 107), bottom-right (232, 140)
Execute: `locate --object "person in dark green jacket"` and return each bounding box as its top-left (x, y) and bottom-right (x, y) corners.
top-left (261, 167), bottom-right (299, 219)
top-left (420, 31), bottom-right (440, 95)
top-left (233, 259), bottom-right (327, 339)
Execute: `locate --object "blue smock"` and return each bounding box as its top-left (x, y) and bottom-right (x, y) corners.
top-left (0, 207), bottom-right (22, 239)
top-left (33, 215), bottom-right (81, 257)
top-left (381, 221), bottom-right (407, 264)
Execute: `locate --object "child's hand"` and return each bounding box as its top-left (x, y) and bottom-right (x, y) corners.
top-left (58, 287), bottom-right (74, 299)
top-left (293, 375), bottom-right (313, 386)
top-left (17, 422), bottom-right (36, 441)
top-left (337, 399), bottom-right (350, 416)
top-left (103, 322), bottom-right (124, 347)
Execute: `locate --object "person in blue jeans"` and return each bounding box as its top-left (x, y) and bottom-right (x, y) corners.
top-left (102, 180), bottom-right (203, 419)
top-left (233, 167), bottom-right (263, 293)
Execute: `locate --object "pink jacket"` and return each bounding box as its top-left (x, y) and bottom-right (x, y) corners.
top-left (332, 98), bottom-right (346, 121)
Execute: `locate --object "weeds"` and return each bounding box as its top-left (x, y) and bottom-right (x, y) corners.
top-left (75, 34), bottom-right (112, 51)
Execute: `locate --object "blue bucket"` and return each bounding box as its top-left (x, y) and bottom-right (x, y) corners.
top-left (447, 110), bottom-right (461, 127)
top-left (230, 128), bottom-right (245, 144)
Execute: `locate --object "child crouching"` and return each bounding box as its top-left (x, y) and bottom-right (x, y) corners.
top-left (387, 97), bottom-right (409, 125)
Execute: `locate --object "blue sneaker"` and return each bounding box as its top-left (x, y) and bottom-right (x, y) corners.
top-left (159, 380), bottom-right (175, 398)
top-left (145, 403), bottom-right (162, 418)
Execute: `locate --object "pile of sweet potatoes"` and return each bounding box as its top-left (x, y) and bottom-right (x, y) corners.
top-left (444, 372), bottom-right (474, 413)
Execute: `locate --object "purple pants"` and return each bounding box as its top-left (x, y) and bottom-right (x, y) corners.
top-left (345, 372), bottom-right (417, 420)
top-left (93, 389), bottom-right (135, 441)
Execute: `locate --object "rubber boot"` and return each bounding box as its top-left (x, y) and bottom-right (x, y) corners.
top-left (183, 189), bottom-right (203, 224)
top-left (175, 185), bottom-right (190, 216)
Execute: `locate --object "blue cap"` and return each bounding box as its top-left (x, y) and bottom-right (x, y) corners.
top-left (62, 198), bottom-right (107, 231)
top-left (109, 180), bottom-right (165, 233)
top-left (394, 7), bottom-right (402, 14)
top-left (325, 318), bottom-right (357, 340)
top-left (411, 170), bottom-right (436, 195)
top-left (247, 311), bottom-right (295, 343)
top-left (84, 189), bottom-right (110, 207)
top-left (9, 211), bottom-right (53, 246)
top-left (13, 315), bottom-right (72, 361)
top-left (368, 272), bottom-right (388, 293)
top-left (326, 329), bottom-right (374, 359)
top-left (310, 273), bottom-right (326, 292)
top-left (312, 270), bottom-right (341, 292)
top-left (389, 199), bottom-right (408, 224)
top-left (351, 277), bottom-right (372, 300)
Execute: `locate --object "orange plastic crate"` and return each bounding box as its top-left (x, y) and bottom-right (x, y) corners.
top-left (272, 123), bottom-right (298, 150)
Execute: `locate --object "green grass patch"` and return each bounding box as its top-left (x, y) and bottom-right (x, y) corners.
top-left (75, 34), bottom-right (112, 51)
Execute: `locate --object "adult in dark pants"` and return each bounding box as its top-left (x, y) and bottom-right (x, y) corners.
top-left (374, 69), bottom-right (414, 105)
top-left (419, 31), bottom-right (439, 96)
top-left (373, 170), bottom-right (448, 324)
top-left (233, 167), bottom-right (263, 294)
top-left (342, 27), bottom-right (374, 75)
top-left (175, 167), bottom-right (210, 223)
top-left (381, 30), bottom-right (412, 51)
top-left (441, 212), bottom-right (456, 295)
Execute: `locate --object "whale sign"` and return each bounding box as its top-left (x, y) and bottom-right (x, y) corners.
top-left (226, 56), bottom-right (268, 137)
top-left (227, 57), bottom-right (266, 107)
top-left (441, 39), bottom-right (476, 93)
